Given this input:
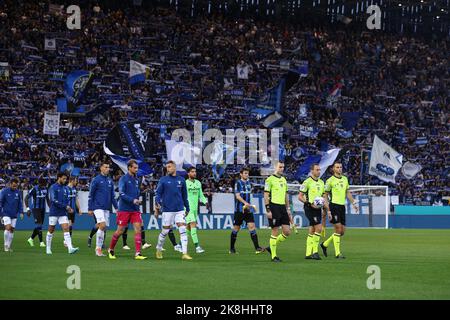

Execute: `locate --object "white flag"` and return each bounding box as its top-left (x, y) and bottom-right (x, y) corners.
top-left (319, 148), bottom-right (341, 177)
top-left (45, 38), bottom-right (56, 51)
top-left (369, 135), bottom-right (403, 183)
top-left (43, 112), bottom-right (60, 136)
top-left (401, 161), bottom-right (422, 179)
top-left (129, 60), bottom-right (149, 84)
top-left (165, 140), bottom-right (201, 171)
top-left (237, 64), bottom-right (249, 80)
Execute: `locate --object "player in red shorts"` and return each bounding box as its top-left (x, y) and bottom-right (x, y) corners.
top-left (107, 159), bottom-right (147, 260)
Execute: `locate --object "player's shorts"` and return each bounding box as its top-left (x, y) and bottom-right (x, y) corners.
top-left (49, 216), bottom-right (69, 226)
top-left (268, 203), bottom-right (290, 228)
top-left (185, 210), bottom-right (198, 224)
top-left (32, 208), bottom-right (45, 225)
top-left (304, 205), bottom-right (322, 227)
top-left (94, 209), bottom-right (110, 227)
top-left (329, 203), bottom-right (346, 225)
top-left (116, 211), bottom-right (142, 227)
top-left (161, 211), bottom-right (185, 227)
top-left (233, 208), bottom-right (255, 226)
top-left (1, 216), bottom-right (17, 228)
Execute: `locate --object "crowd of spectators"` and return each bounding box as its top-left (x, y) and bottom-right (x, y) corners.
top-left (0, 1), bottom-right (448, 205)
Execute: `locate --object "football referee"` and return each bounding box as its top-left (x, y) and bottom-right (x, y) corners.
top-left (264, 161), bottom-right (291, 262)
top-left (321, 161), bottom-right (358, 259)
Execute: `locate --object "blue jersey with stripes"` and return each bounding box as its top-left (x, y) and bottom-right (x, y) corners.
top-left (28, 185), bottom-right (47, 210)
top-left (234, 179), bottom-right (252, 212)
top-left (67, 186), bottom-right (78, 213)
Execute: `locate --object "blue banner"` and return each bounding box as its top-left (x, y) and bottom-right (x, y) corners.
top-left (64, 70), bottom-right (93, 105)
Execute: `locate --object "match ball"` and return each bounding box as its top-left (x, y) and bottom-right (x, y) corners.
top-left (313, 197), bottom-right (325, 208)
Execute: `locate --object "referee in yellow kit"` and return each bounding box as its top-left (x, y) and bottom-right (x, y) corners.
top-left (321, 161), bottom-right (358, 259)
top-left (264, 161), bottom-right (292, 262)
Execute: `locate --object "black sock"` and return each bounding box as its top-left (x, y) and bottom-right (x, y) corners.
top-left (250, 230), bottom-right (260, 249)
top-left (122, 227), bottom-right (128, 246)
top-left (69, 226), bottom-right (73, 237)
top-left (38, 228), bottom-right (43, 242)
top-left (89, 227), bottom-right (98, 239)
top-left (230, 230), bottom-right (238, 250)
top-left (141, 226), bottom-right (146, 243)
top-left (168, 229), bottom-right (177, 246)
top-left (30, 228), bottom-right (39, 240)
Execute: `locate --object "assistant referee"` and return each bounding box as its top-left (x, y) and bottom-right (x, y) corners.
top-left (264, 161), bottom-right (292, 262)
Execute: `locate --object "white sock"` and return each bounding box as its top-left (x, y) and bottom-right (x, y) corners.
top-left (96, 229), bottom-right (104, 250)
top-left (46, 232), bottom-right (53, 251)
top-left (4, 230), bottom-right (10, 248)
top-left (179, 225), bottom-right (188, 254)
top-left (156, 228), bottom-right (170, 251)
top-left (8, 232), bottom-right (14, 248)
top-left (63, 232), bottom-right (73, 251)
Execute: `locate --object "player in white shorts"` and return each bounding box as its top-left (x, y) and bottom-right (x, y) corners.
top-left (155, 160), bottom-right (192, 260)
top-left (46, 173), bottom-right (79, 255)
top-left (88, 162), bottom-right (118, 256)
top-left (0, 178), bottom-right (23, 252)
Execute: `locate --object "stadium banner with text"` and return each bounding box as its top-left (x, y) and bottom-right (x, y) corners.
top-left (43, 112), bottom-right (60, 136)
top-left (6, 191), bottom-right (413, 230)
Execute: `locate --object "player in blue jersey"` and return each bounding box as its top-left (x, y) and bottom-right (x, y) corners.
top-left (66, 177), bottom-right (81, 243)
top-left (46, 172), bottom-right (79, 255)
top-left (25, 178), bottom-right (49, 248)
top-left (1, 178), bottom-right (24, 252)
top-left (155, 160), bottom-right (192, 260)
top-left (229, 168), bottom-right (265, 254)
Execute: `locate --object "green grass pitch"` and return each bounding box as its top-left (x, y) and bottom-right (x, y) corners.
top-left (1, 229), bottom-right (449, 300)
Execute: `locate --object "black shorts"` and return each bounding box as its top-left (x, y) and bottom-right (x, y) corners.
top-left (233, 208), bottom-right (255, 226)
top-left (305, 205), bottom-right (322, 227)
top-left (32, 209), bottom-right (45, 225)
top-left (329, 203), bottom-right (346, 225)
top-left (268, 203), bottom-right (290, 228)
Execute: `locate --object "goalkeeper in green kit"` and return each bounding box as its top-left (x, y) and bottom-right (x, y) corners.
top-left (185, 167), bottom-right (208, 253)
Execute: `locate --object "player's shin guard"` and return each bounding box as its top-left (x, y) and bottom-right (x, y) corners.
top-left (323, 234), bottom-right (334, 247)
top-left (306, 234), bottom-right (314, 256)
top-left (332, 233), bottom-right (341, 256)
top-left (46, 232), bottom-right (53, 251)
top-left (168, 229), bottom-right (177, 246)
top-left (134, 232), bottom-right (142, 254)
top-left (109, 232), bottom-right (120, 250)
top-left (63, 232), bottom-right (74, 251)
top-left (190, 227), bottom-right (199, 247)
top-left (179, 226), bottom-right (188, 254)
top-left (312, 232), bottom-right (321, 254)
top-left (249, 230), bottom-right (260, 249)
top-left (96, 229), bottom-right (104, 250)
top-left (269, 236), bottom-right (277, 259)
top-left (230, 230), bottom-right (238, 250)
top-left (156, 228), bottom-right (170, 250)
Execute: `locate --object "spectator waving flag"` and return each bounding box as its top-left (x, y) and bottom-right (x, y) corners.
top-left (369, 135), bottom-right (403, 183)
top-left (129, 60), bottom-right (150, 85)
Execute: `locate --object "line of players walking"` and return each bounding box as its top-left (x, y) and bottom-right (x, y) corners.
top-left (1, 159), bottom-right (357, 262)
